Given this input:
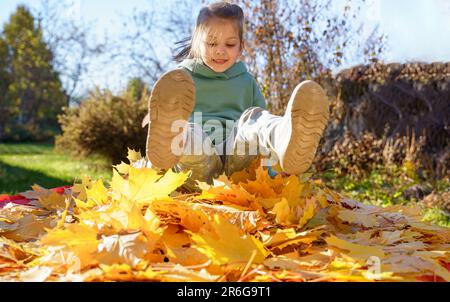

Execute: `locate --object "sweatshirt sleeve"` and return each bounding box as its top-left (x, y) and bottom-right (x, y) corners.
top-left (252, 76), bottom-right (267, 110)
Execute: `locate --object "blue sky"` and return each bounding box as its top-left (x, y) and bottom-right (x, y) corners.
top-left (1, 0), bottom-right (450, 94)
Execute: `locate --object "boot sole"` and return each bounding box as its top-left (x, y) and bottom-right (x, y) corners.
top-left (146, 69), bottom-right (195, 169)
top-left (281, 80), bottom-right (330, 174)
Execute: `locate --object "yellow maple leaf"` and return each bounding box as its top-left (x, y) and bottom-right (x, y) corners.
top-left (272, 195), bottom-right (317, 227)
top-left (74, 180), bottom-right (110, 213)
top-left (112, 166), bottom-right (189, 204)
top-left (179, 205), bottom-right (212, 233)
top-left (71, 176), bottom-right (94, 202)
top-left (273, 198), bottom-right (290, 224)
top-left (298, 198), bottom-right (316, 229)
top-left (258, 197), bottom-right (282, 210)
top-left (75, 197), bottom-right (163, 247)
top-left (161, 224), bottom-right (191, 248)
top-left (282, 175), bottom-right (306, 207)
top-left (261, 228), bottom-right (297, 246)
top-left (113, 161), bottom-right (130, 175)
top-left (149, 198), bottom-right (212, 233)
top-left (85, 180), bottom-right (109, 206)
top-left (41, 223), bottom-right (100, 268)
top-left (242, 180), bottom-right (278, 199)
top-left (189, 214), bottom-right (269, 266)
top-left (74, 197), bottom-right (96, 213)
top-left (229, 168), bottom-right (253, 184)
top-left (198, 184), bottom-right (256, 207)
top-left (161, 240), bottom-right (221, 273)
top-left (114, 199), bottom-right (163, 245)
top-left (270, 176), bottom-right (316, 225)
top-left (127, 148), bottom-right (142, 162)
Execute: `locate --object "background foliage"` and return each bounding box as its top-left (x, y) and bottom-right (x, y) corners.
top-left (55, 83), bottom-right (148, 165)
top-left (0, 6), bottom-right (66, 142)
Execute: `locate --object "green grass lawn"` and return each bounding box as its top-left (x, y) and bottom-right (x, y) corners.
top-left (316, 166), bottom-right (450, 227)
top-left (0, 142), bottom-right (112, 195)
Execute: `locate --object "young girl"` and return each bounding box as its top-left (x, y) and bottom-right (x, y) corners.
top-left (144, 1), bottom-right (330, 191)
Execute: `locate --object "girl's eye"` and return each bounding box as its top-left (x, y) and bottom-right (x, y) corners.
top-left (208, 43), bottom-right (217, 47)
top-left (226, 44), bottom-right (236, 47)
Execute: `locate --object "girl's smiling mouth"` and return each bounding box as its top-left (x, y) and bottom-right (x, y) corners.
top-left (213, 59), bottom-right (228, 64)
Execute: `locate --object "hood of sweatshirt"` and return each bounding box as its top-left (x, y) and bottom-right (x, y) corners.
top-left (178, 58), bottom-right (247, 80)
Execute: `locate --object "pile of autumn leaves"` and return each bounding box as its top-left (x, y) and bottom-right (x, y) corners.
top-left (0, 150), bottom-right (449, 282)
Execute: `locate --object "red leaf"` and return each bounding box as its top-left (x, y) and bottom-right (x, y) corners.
top-left (0, 194), bottom-right (32, 208)
top-left (439, 260), bottom-right (450, 272)
top-left (0, 194), bottom-right (10, 202)
top-left (0, 185), bottom-right (71, 208)
top-left (51, 185), bottom-right (71, 195)
top-left (416, 275), bottom-right (446, 282)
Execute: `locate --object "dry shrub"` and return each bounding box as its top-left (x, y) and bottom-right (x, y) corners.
top-left (317, 62), bottom-right (450, 179)
top-left (55, 89), bottom-right (148, 164)
top-left (314, 130), bottom-right (431, 179)
top-left (422, 192), bottom-right (450, 215)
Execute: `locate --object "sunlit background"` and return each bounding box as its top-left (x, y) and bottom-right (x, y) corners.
top-left (1, 0), bottom-right (449, 96)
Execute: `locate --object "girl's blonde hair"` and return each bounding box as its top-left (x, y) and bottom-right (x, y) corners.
top-left (173, 1), bottom-right (245, 62)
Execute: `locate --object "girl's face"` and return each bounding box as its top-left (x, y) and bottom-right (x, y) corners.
top-left (200, 19), bottom-right (242, 73)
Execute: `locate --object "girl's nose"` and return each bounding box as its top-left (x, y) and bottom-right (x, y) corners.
top-left (215, 46), bottom-right (226, 55)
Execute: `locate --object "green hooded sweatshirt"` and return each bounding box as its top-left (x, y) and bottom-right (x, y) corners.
top-left (178, 58), bottom-right (267, 145)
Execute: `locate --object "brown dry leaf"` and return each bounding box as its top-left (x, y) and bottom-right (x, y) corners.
top-left (198, 182), bottom-right (257, 208)
top-left (1, 215), bottom-right (55, 242)
top-left (337, 209), bottom-right (379, 228)
top-left (166, 247), bottom-right (210, 267)
top-left (19, 184), bottom-right (50, 200)
top-left (0, 236), bottom-right (29, 262)
top-left (263, 256), bottom-right (327, 279)
top-left (266, 227), bottom-right (328, 251)
top-left (325, 235), bottom-right (386, 263)
top-left (38, 191), bottom-right (67, 211)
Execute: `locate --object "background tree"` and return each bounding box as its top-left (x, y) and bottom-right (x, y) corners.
top-left (236, 0), bottom-right (387, 114)
top-left (112, 6), bottom-right (168, 85)
top-left (1, 5), bottom-right (67, 140)
top-left (108, 0), bottom-right (198, 88)
top-left (35, 0), bottom-right (107, 106)
top-left (0, 37), bottom-right (12, 137)
top-left (126, 77), bottom-right (148, 102)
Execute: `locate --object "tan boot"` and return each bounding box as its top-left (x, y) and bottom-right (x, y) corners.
top-left (173, 152), bottom-right (223, 192)
top-left (271, 80), bottom-right (330, 174)
top-left (172, 122), bottom-right (224, 192)
top-left (146, 69), bottom-right (195, 170)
